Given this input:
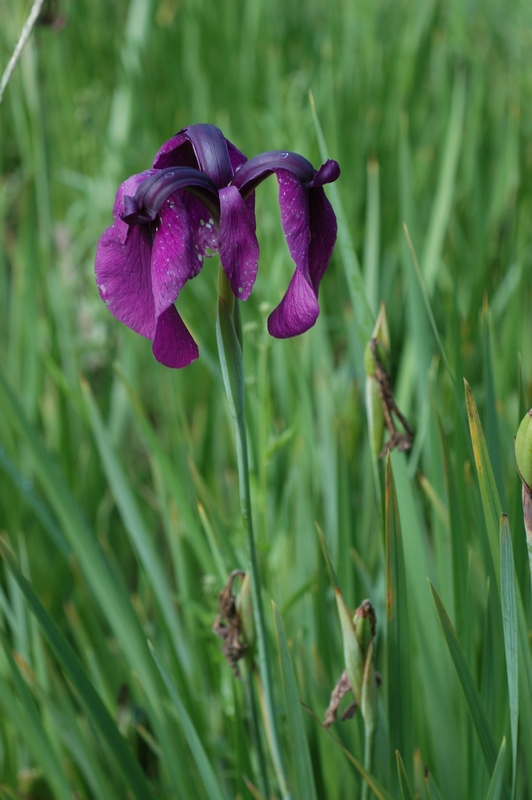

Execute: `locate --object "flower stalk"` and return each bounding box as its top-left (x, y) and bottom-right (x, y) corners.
top-left (216, 265), bottom-right (291, 799)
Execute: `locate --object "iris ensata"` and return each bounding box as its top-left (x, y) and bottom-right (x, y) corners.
top-left (95, 123), bottom-right (340, 367)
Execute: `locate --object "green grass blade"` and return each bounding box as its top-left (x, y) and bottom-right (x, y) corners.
top-left (0, 641), bottom-right (72, 800)
top-left (385, 456), bottom-right (413, 786)
top-left (428, 580), bottom-right (499, 777)
top-left (486, 739), bottom-right (507, 800)
top-left (149, 642), bottom-right (228, 800)
top-left (309, 91), bottom-right (375, 350)
top-left (273, 603), bottom-right (317, 800)
top-left (81, 379), bottom-right (191, 675)
top-left (0, 540), bottom-right (158, 800)
top-left (500, 516), bottom-right (518, 795)
top-left (464, 380), bottom-right (502, 577)
top-left (395, 750), bottom-right (415, 800)
top-left (422, 71), bottom-right (466, 295)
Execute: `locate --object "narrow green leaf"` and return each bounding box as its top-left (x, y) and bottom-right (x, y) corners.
top-left (422, 71), bottom-right (466, 295)
top-left (304, 703), bottom-right (394, 800)
top-left (464, 379), bottom-right (502, 576)
top-left (0, 540), bottom-right (158, 800)
top-left (273, 604), bottom-right (317, 800)
top-left (428, 580), bottom-right (499, 776)
top-left (149, 642), bottom-right (228, 800)
top-left (485, 738), bottom-right (507, 800)
top-left (395, 750), bottom-right (415, 800)
top-left (385, 457), bottom-right (413, 784)
top-left (0, 642), bottom-right (72, 800)
top-left (82, 379), bottom-right (191, 675)
top-left (499, 516), bottom-right (518, 794)
top-left (309, 91), bottom-right (375, 349)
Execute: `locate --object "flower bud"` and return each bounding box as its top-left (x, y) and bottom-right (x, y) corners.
top-left (515, 409), bottom-right (532, 489)
top-left (335, 589), bottom-right (378, 731)
top-left (235, 571), bottom-right (255, 651)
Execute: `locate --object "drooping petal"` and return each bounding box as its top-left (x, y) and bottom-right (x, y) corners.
top-left (308, 186), bottom-right (338, 292)
top-left (276, 169), bottom-right (311, 276)
top-left (218, 185), bottom-right (260, 300)
top-left (95, 222), bottom-right (156, 339)
top-left (267, 267), bottom-right (320, 338)
top-left (152, 304), bottom-right (199, 368)
top-left (151, 196), bottom-right (195, 318)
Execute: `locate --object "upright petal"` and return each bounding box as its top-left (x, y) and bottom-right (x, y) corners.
top-left (95, 223), bottom-right (157, 339)
top-left (218, 185), bottom-right (259, 300)
top-left (152, 304), bottom-right (199, 368)
top-left (184, 124), bottom-right (233, 188)
top-left (153, 131), bottom-right (197, 170)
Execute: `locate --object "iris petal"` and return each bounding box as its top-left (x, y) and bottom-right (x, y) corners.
top-left (151, 197), bottom-right (194, 318)
top-left (268, 268), bottom-right (320, 338)
top-left (218, 186), bottom-right (259, 300)
top-left (308, 187), bottom-right (338, 292)
top-left (95, 223), bottom-right (156, 339)
top-left (152, 304), bottom-right (199, 367)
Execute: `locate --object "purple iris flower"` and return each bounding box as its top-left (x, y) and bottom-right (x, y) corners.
top-left (95, 123), bottom-right (340, 367)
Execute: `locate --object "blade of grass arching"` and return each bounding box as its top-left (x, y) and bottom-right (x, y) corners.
top-left (464, 380), bottom-right (502, 578)
top-left (0, 541), bottom-right (158, 800)
top-left (428, 581), bottom-right (500, 780)
top-left (485, 739), bottom-right (507, 800)
top-left (422, 71), bottom-right (466, 296)
top-left (81, 379), bottom-right (191, 676)
top-left (385, 457), bottom-right (413, 789)
top-left (309, 91), bottom-right (375, 350)
top-left (499, 516), bottom-right (518, 796)
top-left (273, 604), bottom-right (317, 800)
top-left (395, 751), bottom-right (415, 800)
top-left (0, 641), bottom-right (72, 800)
top-left (149, 642), bottom-right (228, 800)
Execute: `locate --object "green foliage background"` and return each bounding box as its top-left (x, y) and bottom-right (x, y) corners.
top-left (1, 0), bottom-right (532, 797)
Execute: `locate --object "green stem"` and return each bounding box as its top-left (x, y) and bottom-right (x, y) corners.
top-left (361, 724), bottom-right (374, 800)
top-left (216, 267), bottom-right (291, 800)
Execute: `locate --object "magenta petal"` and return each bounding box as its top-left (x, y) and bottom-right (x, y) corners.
top-left (151, 198), bottom-right (194, 318)
top-left (152, 132), bottom-right (195, 169)
top-left (277, 170), bottom-right (310, 275)
top-left (267, 268), bottom-right (319, 338)
top-left (114, 170), bottom-right (156, 244)
top-left (218, 186), bottom-right (259, 300)
top-left (95, 223), bottom-right (156, 339)
top-left (152, 305), bottom-right (199, 368)
top-left (308, 187), bottom-right (338, 291)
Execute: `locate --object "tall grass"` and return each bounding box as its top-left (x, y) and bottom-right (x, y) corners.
top-left (1, 0), bottom-right (532, 797)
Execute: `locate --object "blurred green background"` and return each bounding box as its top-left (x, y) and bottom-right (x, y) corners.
top-left (1, 0), bottom-right (532, 797)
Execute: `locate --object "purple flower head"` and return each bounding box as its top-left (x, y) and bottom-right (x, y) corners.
top-left (95, 124), bottom-right (340, 367)
top-left (232, 152), bottom-right (340, 338)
